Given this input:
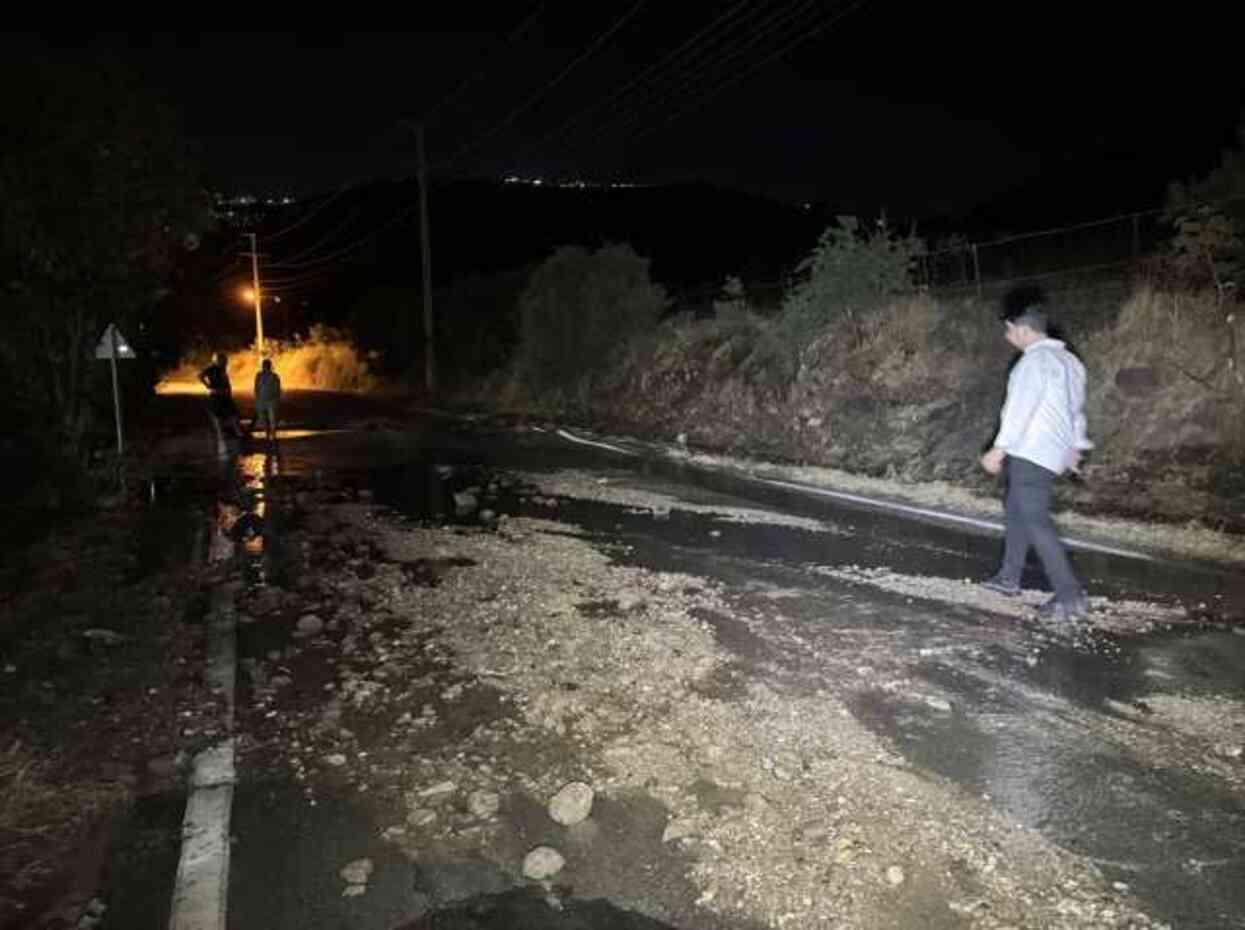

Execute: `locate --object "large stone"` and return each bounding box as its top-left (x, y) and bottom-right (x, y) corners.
top-left (548, 781), bottom-right (594, 825)
top-left (340, 858), bottom-right (374, 885)
top-left (295, 614), bottom-right (324, 637)
top-left (522, 846), bottom-right (565, 881)
top-left (467, 790), bottom-right (501, 819)
top-left (419, 780), bottom-right (457, 800)
top-left (453, 491), bottom-right (479, 517)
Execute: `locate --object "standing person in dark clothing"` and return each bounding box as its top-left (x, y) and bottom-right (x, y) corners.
top-left (253, 358), bottom-right (282, 443)
top-left (199, 352), bottom-right (243, 441)
top-left (979, 289), bottom-right (1094, 623)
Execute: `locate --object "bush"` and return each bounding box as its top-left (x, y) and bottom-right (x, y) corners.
top-left (772, 216), bottom-right (925, 385)
top-left (516, 243), bottom-right (667, 392)
top-left (781, 216), bottom-right (923, 332)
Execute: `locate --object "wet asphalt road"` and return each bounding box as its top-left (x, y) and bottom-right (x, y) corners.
top-left (127, 405), bottom-right (1245, 930)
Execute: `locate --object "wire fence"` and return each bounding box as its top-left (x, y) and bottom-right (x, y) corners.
top-left (919, 209), bottom-right (1168, 295)
top-left (668, 206), bottom-right (1178, 318)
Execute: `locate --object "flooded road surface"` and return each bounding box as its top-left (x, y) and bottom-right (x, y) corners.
top-left (148, 418), bottom-right (1243, 929)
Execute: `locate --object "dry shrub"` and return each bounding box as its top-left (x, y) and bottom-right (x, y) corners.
top-left (159, 325), bottom-right (378, 393)
top-left (808, 295), bottom-right (980, 400)
top-left (1084, 286), bottom-right (1245, 458)
top-left (0, 742), bottom-right (127, 895)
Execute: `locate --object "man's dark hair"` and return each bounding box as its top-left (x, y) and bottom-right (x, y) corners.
top-left (1000, 283), bottom-right (1049, 333)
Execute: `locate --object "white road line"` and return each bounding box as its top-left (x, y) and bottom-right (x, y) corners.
top-left (555, 428), bottom-right (638, 457)
top-left (756, 476), bottom-right (1153, 562)
top-left (550, 427), bottom-right (1153, 563)
top-left (168, 580), bottom-right (237, 930)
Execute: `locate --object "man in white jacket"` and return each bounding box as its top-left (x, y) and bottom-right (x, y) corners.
top-left (979, 293), bottom-right (1093, 622)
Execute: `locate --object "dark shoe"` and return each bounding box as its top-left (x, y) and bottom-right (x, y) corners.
top-left (1036, 594), bottom-right (1090, 622)
top-left (980, 575), bottom-right (1021, 597)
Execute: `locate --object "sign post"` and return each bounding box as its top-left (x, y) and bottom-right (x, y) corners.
top-left (95, 323), bottom-right (136, 457)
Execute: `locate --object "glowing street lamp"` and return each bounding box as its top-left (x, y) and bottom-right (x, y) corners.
top-left (245, 233), bottom-right (264, 360)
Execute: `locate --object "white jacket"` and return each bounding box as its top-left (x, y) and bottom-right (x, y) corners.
top-left (993, 338), bottom-right (1092, 475)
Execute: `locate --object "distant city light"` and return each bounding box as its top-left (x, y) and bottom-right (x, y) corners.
top-left (501, 174), bottom-right (642, 191)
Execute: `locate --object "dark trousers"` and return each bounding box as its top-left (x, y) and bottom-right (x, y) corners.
top-left (998, 457), bottom-right (1083, 603)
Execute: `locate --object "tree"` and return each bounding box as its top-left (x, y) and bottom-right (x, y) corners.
top-left (0, 52), bottom-right (210, 469)
top-left (516, 243), bottom-right (667, 391)
top-left (1165, 111), bottom-right (1245, 293)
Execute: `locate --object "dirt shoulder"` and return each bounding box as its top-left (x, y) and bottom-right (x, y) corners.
top-left (0, 501), bottom-right (220, 930)
top-left (235, 470), bottom-right (1172, 929)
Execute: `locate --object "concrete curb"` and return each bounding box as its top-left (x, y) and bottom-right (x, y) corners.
top-left (168, 576), bottom-right (237, 930)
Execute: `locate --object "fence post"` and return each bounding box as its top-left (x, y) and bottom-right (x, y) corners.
top-left (971, 243), bottom-right (982, 297)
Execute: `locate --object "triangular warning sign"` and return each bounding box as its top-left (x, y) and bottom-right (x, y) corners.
top-left (95, 324), bottom-right (136, 360)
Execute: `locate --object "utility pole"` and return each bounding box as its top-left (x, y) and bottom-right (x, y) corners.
top-left (416, 124), bottom-right (435, 392)
top-left (246, 232), bottom-right (265, 360)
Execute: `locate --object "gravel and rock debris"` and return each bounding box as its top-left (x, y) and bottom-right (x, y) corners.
top-left (231, 469), bottom-right (1180, 929)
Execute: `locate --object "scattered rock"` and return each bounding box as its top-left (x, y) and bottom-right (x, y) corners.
top-left (419, 780), bottom-right (458, 799)
top-left (295, 614), bottom-right (324, 637)
top-left (82, 628), bottom-right (126, 645)
top-left (523, 846), bottom-right (565, 881)
top-left (77, 897), bottom-right (107, 928)
top-left (339, 858), bottom-right (374, 885)
top-left (324, 753), bottom-right (348, 767)
top-left (479, 509), bottom-right (498, 524)
top-left (453, 491), bottom-right (479, 517)
top-left (342, 884), bottom-right (367, 898)
top-left (662, 818), bottom-right (698, 843)
top-left (1213, 743), bottom-right (1243, 760)
top-left (924, 696), bottom-right (953, 713)
top-left (548, 781), bottom-right (594, 825)
top-left (407, 808), bottom-right (437, 828)
top-left (885, 865), bottom-right (906, 887)
top-left (467, 790), bottom-right (501, 819)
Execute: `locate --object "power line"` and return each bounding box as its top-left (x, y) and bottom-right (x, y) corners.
top-left (266, 201), bottom-right (422, 272)
top-left (502, 0), bottom-right (757, 166)
top-left (265, 206), bottom-right (368, 269)
top-left (432, 0), bottom-right (649, 173)
top-left (259, 180), bottom-right (363, 243)
top-left (565, 0), bottom-right (813, 146)
top-left (417, 2), bottom-right (548, 127)
top-left (512, 0), bottom-right (825, 169)
top-left (630, 0), bottom-right (866, 146)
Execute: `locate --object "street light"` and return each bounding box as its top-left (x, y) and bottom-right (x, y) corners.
top-left (237, 284), bottom-right (280, 362)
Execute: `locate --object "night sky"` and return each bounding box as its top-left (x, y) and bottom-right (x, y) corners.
top-left (22, 7), bottom-right (1245, 222)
